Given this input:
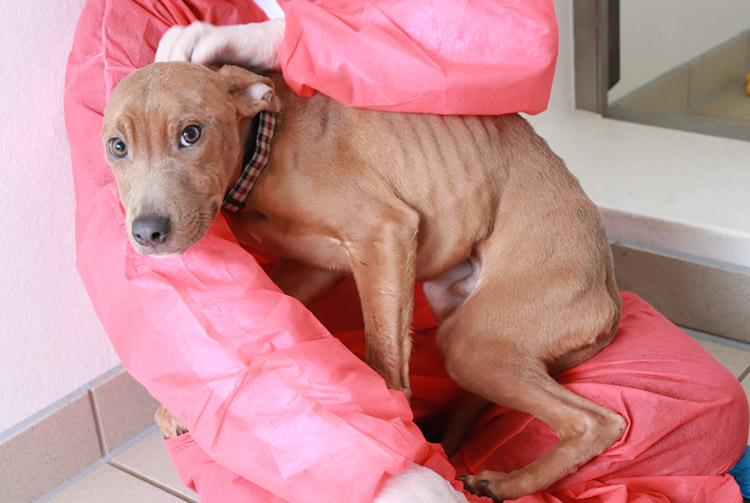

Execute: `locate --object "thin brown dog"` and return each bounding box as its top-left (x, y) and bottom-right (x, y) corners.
top-left (102, 62), bottom-right (624, 500)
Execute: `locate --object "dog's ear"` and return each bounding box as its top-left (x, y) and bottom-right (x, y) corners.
top-left (218, 65), bottom-right (281, 117)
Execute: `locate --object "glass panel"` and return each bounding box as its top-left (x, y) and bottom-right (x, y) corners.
top-left (604, 0), bottom-right (750, 141)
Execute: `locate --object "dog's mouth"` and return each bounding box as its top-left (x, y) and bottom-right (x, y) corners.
top-left (131, 236), bottom-right (187, 257)
top-left (129, 229), bottom-right (189, 257)
top-left (128, 204), bottom-right (220, 257)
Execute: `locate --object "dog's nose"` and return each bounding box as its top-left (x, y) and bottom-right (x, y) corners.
top-left (132, 216), bottom-right (171, 247)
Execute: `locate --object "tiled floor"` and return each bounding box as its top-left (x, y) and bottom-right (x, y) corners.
top-left (40, 428), bottom-right (198, 503)
top-left (37, 330), bottom-right (750, 502)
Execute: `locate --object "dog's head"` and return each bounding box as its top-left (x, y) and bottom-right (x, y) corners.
top-left (102, 62), bottom-right (280, 256)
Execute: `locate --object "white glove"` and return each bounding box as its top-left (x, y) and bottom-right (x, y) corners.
top-left (155, 19), bottom-right (285, 71)
top-left (374, 464), bottom-right (470, 503)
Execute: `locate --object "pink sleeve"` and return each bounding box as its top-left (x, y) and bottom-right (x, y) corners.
top-left (277, 0), bottom-right (558, 115)
top-left (64, 2), bottom-right (455, 502)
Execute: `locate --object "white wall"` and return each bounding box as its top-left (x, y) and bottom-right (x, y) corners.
top-left (610, 0), bottom-right (750, 101)
top-left (0, 1), bottom-right (120, 433)
top-left (547, 0), bottom-right (575, 116)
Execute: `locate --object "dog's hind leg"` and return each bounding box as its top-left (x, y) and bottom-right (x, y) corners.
top-left (459, 370), bottom-right (624, 500)
top-left (437, 291), bottom-right (625, 500)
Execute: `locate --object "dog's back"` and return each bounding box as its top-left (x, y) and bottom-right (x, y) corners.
top-left (253, 74), bottom-right (617, 304)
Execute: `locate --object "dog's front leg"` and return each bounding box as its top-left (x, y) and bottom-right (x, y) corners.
top-left (347, 208), bottom-right (420, 397)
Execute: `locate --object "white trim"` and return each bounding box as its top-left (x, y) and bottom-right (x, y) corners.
top-left (527, 110), bottom-right (750, 270)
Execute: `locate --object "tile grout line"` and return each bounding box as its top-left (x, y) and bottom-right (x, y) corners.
top-left (684, 79), bottom-right (747, 117)
top-left (88, 389), bottom-right (109, 456)
top-left (738, 364), bottom-right (750, 383)
top-left (681, 326), bottom-right (750, 352)
top-left (107, 424), bottom-right (160, 457)
top-left (108, 459), bottom-right (198, 503)
top-left (34, 458), bottom-right (111, 503)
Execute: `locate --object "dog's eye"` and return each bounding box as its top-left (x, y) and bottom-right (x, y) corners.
top-left (108, 138), bottom-right (128, 158)
top-left (180, 125), bottom-right (202, 147)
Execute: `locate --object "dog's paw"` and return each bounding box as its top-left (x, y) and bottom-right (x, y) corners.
top-left (155, 20), bottom-right (284, 70)
top-left (154, 406), bottom-right (188, 439)
top-left (459, 470), bottom-right (533, 502)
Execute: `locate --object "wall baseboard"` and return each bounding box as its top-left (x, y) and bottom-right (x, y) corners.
top-left (612, 240), bottom-right (750, 343)
top-left (0, 367), bottom-right (159, 502)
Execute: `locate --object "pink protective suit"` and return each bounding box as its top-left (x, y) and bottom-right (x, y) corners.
top-left (277, 0), bottom-right (558, 114)
top-left (64, 1), bottom-right (748, 502)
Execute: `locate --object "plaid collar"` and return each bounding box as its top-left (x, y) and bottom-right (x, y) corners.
top-left (222, 111), bottom-right (277, 212)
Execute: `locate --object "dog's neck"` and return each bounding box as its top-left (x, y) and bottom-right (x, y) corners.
top-left (223, 111), bottom-right (277, 212)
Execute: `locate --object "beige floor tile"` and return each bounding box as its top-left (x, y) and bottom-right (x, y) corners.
top-left (691, 82), bottom-right (750, 125)
top-left (48, 464), bottom-right (184, 503)
top-left (689, 34), bottom-right (749, 108)
top-left (0, 394), bottom-right (102, 502)
top-left (92, 369), bottom-right (160, 453)
top-left (619, 68), bottom-right (689, 114)
top-left (112, 430), bottom-right (198, 502)
top-left (689, 334), bottom-right (750, 378)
